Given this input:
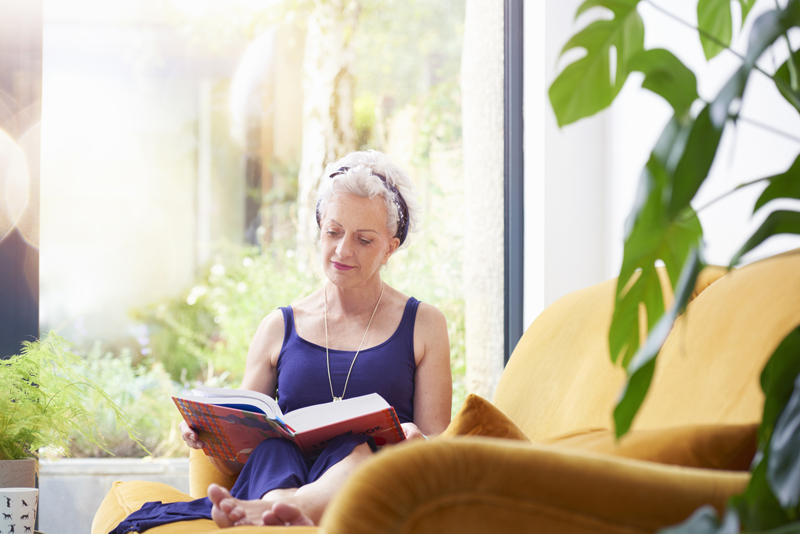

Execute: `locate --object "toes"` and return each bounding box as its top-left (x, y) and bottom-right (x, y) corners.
top-left (262, 511), bottom-right (281, 526)
top-left (228, 506), bottom-right (245, 522)
top-left (273, 503), bottom-right (301, 523)
top-left (219, 498), bottom-right (236, 514)
top-left (207, 484), bottom-right (230, 506)
top-left (272, 502), bottom-right (314, 526)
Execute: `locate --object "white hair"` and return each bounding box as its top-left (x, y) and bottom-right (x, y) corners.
top-left (316, 150), bottom-right (419, 249)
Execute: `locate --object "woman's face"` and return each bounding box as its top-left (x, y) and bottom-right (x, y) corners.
top-left (320, 192), bottom-right (400, 289)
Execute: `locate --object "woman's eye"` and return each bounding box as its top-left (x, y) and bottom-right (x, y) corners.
top-left (359, 238), bottom-right (372, 246)
top-left (326, 230), bottom-right (338, 237)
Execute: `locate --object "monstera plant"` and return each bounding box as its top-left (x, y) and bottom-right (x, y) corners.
top-left (549, 0), bottom-right (800, 532)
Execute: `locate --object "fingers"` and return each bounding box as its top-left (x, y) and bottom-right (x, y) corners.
top-left (180, 421), bottom-right (205, 449)
top-left (186, 434), bottom-right (205, 449)
top-left (400, 422), bottom-right (426, 441)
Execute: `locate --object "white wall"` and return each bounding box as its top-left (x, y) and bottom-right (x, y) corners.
top-left (524, 0), bottom-right (609, 329)
top-left (524, 0), bottom-right (800, 332)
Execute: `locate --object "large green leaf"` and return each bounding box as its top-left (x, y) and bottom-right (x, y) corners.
top-left (730, 210), bottom-right (800, 267)
top-left (698, 0), bottom-right (733, 60)
top-left (774, 49), bottom-right (800, 115)
top-left (732, 326), bottom-right (800, 531)
top-left (670, 107), bottom-right (724, 215)
top-left (754, 154), bottom-right (800, 212)
top-left (613, 247), bottom-right (704, 437)
top-left (630, 48), bottom-right (698, 118)
top-left (730, 457), bottom-right (791, 531)
top-left (760, 327), bottom-right (800, 447)
top-left (548, 0), bottom-right (644, 126)
top-left (768, 373), bottom-right (800, 509)
top-left (609, 114), bottom-right (706, 367)
top-left (657, 505), bottom-right (722, 534)
top-left (739, 0), bottom-right (757, 25)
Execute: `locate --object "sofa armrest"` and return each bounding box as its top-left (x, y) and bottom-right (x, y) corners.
top-left (189, 448), bottom-right (239, 498)
top-left (320, 437), bottom-right (749, 534)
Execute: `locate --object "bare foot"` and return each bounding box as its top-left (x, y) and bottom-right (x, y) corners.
top-left (262, 502), bottom-right (315, 526)
top-left (208, 483), bottom-right (275, 528)
top-left (208, 484), bottom-right (236, 528)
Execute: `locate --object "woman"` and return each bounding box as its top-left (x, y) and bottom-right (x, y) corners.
top-left (112, 151), bottom-right (451, 532)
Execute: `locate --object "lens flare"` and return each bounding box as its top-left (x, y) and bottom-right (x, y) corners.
top-left (17, 122), bottom-right (40, 248)
top-left (0, 128), bottom-right (30, 244)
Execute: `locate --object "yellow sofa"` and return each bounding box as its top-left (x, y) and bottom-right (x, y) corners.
top-left (92, 251), bottom-right (800, 534)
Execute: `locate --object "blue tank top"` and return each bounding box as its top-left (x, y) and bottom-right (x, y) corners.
top-left (276, 297), bottom-right (419, 424)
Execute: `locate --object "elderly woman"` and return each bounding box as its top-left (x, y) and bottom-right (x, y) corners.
top-left (112, 151), bottom-right (451, 532)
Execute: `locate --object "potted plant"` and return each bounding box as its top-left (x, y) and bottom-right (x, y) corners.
top-left (549, 0), bottom-right (800, 531)
top-left (0, 333), bottom-right (144, 488)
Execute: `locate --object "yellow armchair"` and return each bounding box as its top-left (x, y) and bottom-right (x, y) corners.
top-left (93, 251), bottom-right (800, 534)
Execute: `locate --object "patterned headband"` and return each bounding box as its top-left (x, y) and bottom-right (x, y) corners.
top-left (315, 166), bottom-right (410, 246)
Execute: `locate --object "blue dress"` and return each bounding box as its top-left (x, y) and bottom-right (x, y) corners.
top-left (110, 297), bottom-right (420, 533)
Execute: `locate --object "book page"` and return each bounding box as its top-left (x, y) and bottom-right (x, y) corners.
top-left (190, 386), bottom-right (283, 419)
top-left (283, 393), bottom-right (390, 433)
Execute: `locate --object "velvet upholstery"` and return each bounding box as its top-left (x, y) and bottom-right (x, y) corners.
top-left (320, 438), bottom-right (749, 534)
top-left (545, 423), bottom-right (758, 470)
top-left (92, 251), bottom-right (800, 534)
top-left (439, 393), bottom-right (529, 441)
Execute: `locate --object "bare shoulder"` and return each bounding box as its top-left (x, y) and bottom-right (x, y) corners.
top-left (249, 309), bottom-right (286, 367)
top-left (242, 308), bottom-right (285, 394)
top-left (415, 301), bottom-right (448, 331)
top-left (413, 301), bottom-right (449, 364)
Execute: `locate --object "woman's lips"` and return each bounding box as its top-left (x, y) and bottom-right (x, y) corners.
top-left (333, 262), bottom-right (355, 271)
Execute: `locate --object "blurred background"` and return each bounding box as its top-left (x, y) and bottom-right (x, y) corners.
top-left (35, 0), bottom-right (472, 457)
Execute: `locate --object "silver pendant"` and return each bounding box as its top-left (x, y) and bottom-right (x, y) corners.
top-left (333, 397), bottom-right (342, 402)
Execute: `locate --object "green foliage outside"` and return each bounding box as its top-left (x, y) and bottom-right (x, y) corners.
top-left (549, 0), bottom-right (800, 531)
top-left (68, 344), bottom-right (207, 458)
top-left (0, 334), bottom-right (144, 460)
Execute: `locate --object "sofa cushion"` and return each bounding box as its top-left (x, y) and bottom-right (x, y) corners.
top-left (494, 254), bottom-right (800, 441)
top-left (632, 250), bottom-right (800, 430)
top-left (544, 423), bottom-right (758, 470)
top-left (440, 394), bottom-right (530, 441)
top-left (91, 481), bottom-right (194, 534)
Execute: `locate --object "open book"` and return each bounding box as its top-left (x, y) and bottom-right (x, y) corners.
top-left (173, 387), bottom-right (405, 462)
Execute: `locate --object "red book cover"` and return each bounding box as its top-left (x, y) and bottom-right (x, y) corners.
top-left (173, 398), bottom-right (293, 463)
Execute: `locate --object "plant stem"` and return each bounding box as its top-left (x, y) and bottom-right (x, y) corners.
top-left (736, 114), bottom-right (800, 143)
top-left (643, 0), bottom-right (776, 80)
top-left (775, 0), bottom-right (799, 90)
top-left (643, 0), bottom-right (743, 59)
top-left (692, 177), bottom-right (770, 215)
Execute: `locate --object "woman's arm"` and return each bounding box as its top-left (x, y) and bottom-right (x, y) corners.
top-left (410, 302), bottom-right (452, 437)
top-left (182, 309), bottom-right (285, 476)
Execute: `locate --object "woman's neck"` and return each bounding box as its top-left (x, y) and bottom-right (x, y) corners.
top-left (324, 277), bottom-right (384, 317)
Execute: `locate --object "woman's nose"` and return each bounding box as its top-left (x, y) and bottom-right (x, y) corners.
top-left (335, 236), bottom-right (352, 258)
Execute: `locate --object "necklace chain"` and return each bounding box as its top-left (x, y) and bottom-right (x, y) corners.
top-left (324, 282), bottom-right (384, 402)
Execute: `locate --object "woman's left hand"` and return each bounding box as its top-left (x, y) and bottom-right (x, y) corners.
top-left (401, 422), bottom-right (428, 441)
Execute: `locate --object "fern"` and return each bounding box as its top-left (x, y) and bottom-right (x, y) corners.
top-left (0, 333), bottom-right (147, 460)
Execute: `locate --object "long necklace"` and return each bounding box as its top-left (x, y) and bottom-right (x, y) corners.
top-left (324, 282), bottom-right (384, 402)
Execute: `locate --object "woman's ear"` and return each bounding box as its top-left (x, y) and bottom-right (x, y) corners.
top-left (383, 237), bottom-right (401, 264)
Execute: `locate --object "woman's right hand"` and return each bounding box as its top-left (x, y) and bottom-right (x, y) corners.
top-left (180, 420), bottom-right (205, 450)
